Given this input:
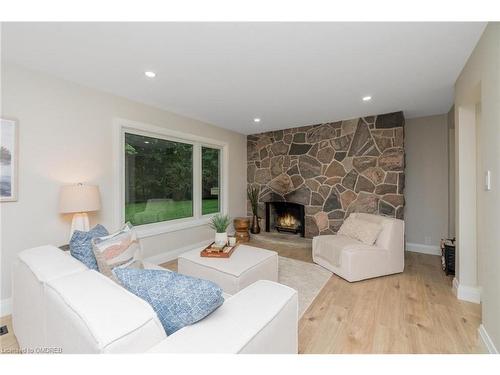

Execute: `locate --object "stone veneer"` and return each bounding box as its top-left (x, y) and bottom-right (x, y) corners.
top-left (247, 111), bottom-right (405, 238)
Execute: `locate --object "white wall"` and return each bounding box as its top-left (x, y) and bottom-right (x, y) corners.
top-left (455, 105), bottom-right (478, 293)
top-left (447, 106), bottom-right (455, 237)
top-left (0, 63), bottom-right (247, 303)
top-left (455, 23), bottom-right (500, 351)
top-left (404, 114), bottom-right (449, 251)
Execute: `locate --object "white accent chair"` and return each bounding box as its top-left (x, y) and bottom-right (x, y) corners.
top-left (12, 245), bottom-right (298, 353)
top-left (312, 213), bottom-right (404, 282)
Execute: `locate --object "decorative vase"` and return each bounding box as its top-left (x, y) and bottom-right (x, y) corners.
top-left (214, 232), bottom-right (228, 247)
top-left (250, 215), bottom-right (261, 234)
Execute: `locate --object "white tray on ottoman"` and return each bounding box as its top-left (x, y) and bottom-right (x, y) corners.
top-left (178, 244), bottom-right (278, 295)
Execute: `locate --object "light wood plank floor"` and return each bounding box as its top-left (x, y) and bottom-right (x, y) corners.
top-left (163, 240), bottom-right (482, 354)
top-left (297, 251), bottom-right (482, 353)
top-left (1, 240), bottom-right (482, 354)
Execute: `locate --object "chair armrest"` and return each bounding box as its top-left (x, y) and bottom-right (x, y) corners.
top-left (148, 280), bottom-right (298, 354)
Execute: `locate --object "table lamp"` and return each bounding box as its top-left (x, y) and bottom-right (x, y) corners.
top-left (59, 183), bottom-right (101, 240)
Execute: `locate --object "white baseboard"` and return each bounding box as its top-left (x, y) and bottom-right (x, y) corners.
top-left (0, 298), bottom-right (12, 318)
top-left (144, 240), bottom-right (212, 265)
top-left (478, 324), bottom-right (499, 354)
top-left (405, 242), bottom-right (441, 255)
top-left (453, 277), bottom-right (481, 304)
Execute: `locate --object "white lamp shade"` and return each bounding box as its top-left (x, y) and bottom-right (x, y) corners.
top-left (59, 184), bottom-right (101, 214)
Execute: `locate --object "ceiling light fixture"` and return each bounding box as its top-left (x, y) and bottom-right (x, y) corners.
top-left (253, 118), bottom-right (261, 123)
top-left (362, 96), bottom-right (372, 102)
top-left (144, 71), bottom-right (156, 78)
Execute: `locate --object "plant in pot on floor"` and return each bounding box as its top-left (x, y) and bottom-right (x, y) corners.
top-left (247, 185), bottom-right (261, 234)
top-left (209, 213), bottom-right (231, 248)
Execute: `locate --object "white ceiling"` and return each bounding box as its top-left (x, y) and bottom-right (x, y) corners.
top-left (2, 22), bottom-right (486, 134)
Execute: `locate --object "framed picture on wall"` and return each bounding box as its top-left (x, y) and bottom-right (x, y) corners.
top-left (1, 118), bottom-right (18, 202)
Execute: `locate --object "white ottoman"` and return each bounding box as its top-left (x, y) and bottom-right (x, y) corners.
top-left (178, 244), bottom-right (278, 295)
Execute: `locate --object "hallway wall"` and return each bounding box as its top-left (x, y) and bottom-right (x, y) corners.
top-left (454, 22), bottom-right (500, 352)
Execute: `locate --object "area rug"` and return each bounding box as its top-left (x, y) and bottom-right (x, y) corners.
top-left (278, 256), bottom-right (332, 317)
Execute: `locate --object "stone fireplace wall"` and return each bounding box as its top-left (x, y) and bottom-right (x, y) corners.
top-left (247, 111), bottom-right (405, 238)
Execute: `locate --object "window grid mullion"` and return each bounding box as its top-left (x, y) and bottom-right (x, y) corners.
top-left (193, 143), bottom-right (202, 219)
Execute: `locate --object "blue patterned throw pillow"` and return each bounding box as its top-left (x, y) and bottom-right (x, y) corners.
top-left (114, 268), bottom-right (224, 335)
top-left (69, 224), bottom-right (109, 270)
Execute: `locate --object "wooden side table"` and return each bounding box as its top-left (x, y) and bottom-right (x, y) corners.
top-left (233, 217), bottom-right (250, 243)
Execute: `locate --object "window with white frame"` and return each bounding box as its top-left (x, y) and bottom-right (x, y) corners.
top-left (119, 122), bottom-right (225, 230)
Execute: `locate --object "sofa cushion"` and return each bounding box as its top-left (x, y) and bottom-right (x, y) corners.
top-left (313, 235), bottom-right (359, 266)
top-left (45, 269), bottom-right (166, 352)
top-left (92, 222), bottom-right (143, 280)
top-left (114, 268), bottom-right (224, 335)
top-left (19, 245), bottom-right (88, 281)
top-left (351, 213), bottom-right (404, 251)
top-left (338, 216), bottom-right (382, 245)
top-left (313, 234), bottom-right (385, 267)
top-left (13, 245), bottom-right (90, 350)
top-left (148, 280), bottom-right (298, 353)
top-left (69, 224), bottom-right (109, 270)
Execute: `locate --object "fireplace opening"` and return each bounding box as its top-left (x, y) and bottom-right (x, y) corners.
top-left (265, 201), bottom-right (305, 237)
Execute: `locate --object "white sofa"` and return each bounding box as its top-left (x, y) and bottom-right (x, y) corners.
top-left (312, 213), bottom-right (404, 282)
top-left (12, 245), bottom-right (298, 353)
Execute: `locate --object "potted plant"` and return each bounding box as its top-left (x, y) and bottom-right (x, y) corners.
top-left (209, 213), bottom-right (231, 247)
top-left (247, 185), bottom-right (261, 234)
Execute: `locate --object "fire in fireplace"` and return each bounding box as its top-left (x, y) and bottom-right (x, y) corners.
top-left (265, 201), bottom-right (305, 237)
top-left (277, 213), bottom-right (298, 231)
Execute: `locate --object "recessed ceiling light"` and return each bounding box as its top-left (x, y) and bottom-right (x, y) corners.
top-left (362, 96), bottom-right (372, 102)
top-left (144, 141), bottom-right (150, 144)
top-left (144, 71), bottom-right (156, 78)
top-left (253, 118), bottom-right (261, 123)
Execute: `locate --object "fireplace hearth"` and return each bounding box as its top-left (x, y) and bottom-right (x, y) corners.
top-left (265, 201), bottom-right (305, 237)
